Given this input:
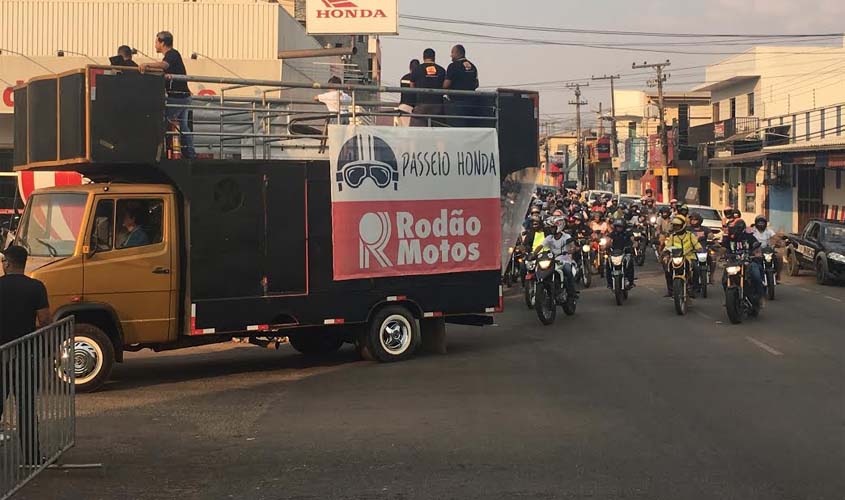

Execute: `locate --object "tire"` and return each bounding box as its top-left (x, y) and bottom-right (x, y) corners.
top-left (534, 283), bottom-right (557, 326)
top-left (816, 257), bottom-right (833, 286)
top-left (288, 332), bottom-right (344, 356)
top-left (613, 276), bottom-right (624, 306)
top-left (673, 278), bottom-right (687, 316)
top-left (766, 271), bottom-right (776, 300)
top-left (561, 289), bottom-right (577, 316)
top-left (599, 256), bottom-right (606, 278)
top-left (504, 271), bottom-right (513, 288)
top-left (524, 281), bottom-right (536, 309)
top-left (725, 287), bottom-right (743, 324)
top-left (72, 323), bottom-right (115, 393)
top-left (635, 252), bottom-right (646, 267)
top-left (787, 250), bottom-right (801, 276)
top-left (701, 269), bottom-right (709, 299)
top-left (582, 266), bottom-right (592, 288)
top-left (365, 306), bottom-right (421, 363)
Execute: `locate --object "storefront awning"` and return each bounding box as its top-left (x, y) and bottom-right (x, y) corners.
top-left (708, 150), bottom-right (768, 166)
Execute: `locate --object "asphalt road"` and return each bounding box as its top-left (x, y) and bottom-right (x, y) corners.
top-left (18, 260), bottom-right (845, 500)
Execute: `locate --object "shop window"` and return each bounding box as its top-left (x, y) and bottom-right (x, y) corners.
top-left (713, 102), bottom-right (720, 122)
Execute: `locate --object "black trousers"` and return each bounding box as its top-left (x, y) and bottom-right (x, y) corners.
top-left (1, 359), bottom-right (41, 465)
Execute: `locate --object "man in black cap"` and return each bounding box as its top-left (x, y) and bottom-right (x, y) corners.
top-left (0, 245), bottom-right (49, 464)
top-left (410, 48), bottom-right (446, 127)
top-left (443, 44), bottom-right (479, 127)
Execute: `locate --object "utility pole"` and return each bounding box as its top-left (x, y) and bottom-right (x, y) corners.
top-left (567, 82), bottom-right (589, 190)
top-left (596, 103), bottom-right (604, 137)
top-left (592, 74), bottom-right (621, 157)
top-left (632, 60), bottom-right (671, 201)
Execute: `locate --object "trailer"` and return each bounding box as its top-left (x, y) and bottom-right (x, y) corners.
top-left (10, 66), bottom-right (539, 391)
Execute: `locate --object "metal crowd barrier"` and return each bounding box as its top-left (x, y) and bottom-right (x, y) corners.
top-left (1, 317), bottom-right (75, 500)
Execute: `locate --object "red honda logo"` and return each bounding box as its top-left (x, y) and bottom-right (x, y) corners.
top-left (321, 0), bottom-right (358, 7)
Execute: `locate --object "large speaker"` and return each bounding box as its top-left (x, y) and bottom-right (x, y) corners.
top-left (496, 89), bottom-right (540, 179)
top-left (13, 67), bottom-right (166, 168)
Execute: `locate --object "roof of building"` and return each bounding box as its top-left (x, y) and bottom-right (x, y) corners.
top-left (693, 75), bottom-right (760, 93)
top-left (763, 137), bottom-right (845, 154)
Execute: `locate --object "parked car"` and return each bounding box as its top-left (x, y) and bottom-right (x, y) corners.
top-left (617, 194), bottom-right (642, 206)
top-left (584, 190), bottom-right (614, 205)
top-left (687, 205), bottom-right (724, 238)
top-left (784, 220), bottom-right (845, 284)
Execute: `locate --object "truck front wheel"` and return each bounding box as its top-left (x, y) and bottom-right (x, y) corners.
top-left (365, 306), bottom-right (420, 363)
top-left (73, 324), bottom-right (115, 393)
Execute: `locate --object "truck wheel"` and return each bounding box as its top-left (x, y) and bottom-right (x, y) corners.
top-left (816, 257), bottom-right (833, 285)
top-left (288, 333), bottom-right (344, 356)
top-left (787, 250), bottom-right (801, 276)
top-left (365, 306), bottom-right (420, 362)
top-left (73, 324), bottom-right (115, 393)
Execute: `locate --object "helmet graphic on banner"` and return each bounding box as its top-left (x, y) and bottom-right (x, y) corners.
top-left (336, 133), bottom-right (399, 192)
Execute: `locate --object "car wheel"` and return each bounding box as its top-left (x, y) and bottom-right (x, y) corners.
top-left (365, 306), bottom-right (420, 362)
top-left (816, 256), bottom-right (833, 285)
top-left (787, 250), bottom-right (801, 276)
top-left (72, 324), bottom-right (115, 393)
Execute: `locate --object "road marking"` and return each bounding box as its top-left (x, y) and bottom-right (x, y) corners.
top-left (798, 287), bottom-right (818, 294)
top-left (824, 295), bottom-right (843, 303)
top-left (745, 336), bottom-right (784, 356)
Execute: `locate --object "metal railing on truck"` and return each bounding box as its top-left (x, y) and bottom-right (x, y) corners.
top-left (1, 317), bottom-right (75, 500)
top-left (167, 74), bottom-right (500, 161)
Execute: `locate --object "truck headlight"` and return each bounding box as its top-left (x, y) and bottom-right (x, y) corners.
top-left (538, 259), bottom-right (552, 270)
top-left (829, 252), bottom-right (845, 263)
top-left (726, 266), bottom-right (742, 275)
top-left (610, 255), bottom-right (624, 266)
top-left (672, 257), bottom-right (684, 266)
top-left (582, 245), bottom-right (591, 253)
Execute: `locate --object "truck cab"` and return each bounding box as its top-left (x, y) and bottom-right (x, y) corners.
top-left (17, 184), bottom-right (179, 389)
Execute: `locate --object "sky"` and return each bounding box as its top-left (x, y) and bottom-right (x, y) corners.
top-left (380, 0), bottom-right (845, 133)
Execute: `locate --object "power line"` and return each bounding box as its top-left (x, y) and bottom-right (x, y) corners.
top-left (400, 15), bottom-right (845, 39)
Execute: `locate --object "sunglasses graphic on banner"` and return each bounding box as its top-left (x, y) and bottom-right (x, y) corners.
top-left (336, 134), bottom-right (399, 192)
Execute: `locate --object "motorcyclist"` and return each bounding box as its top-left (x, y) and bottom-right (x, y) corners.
top-left (688, 212), bottom-right (712, 246)
top-left (606, 218), bottom-right (636, 290)
top-left (656, 206), bottom-right (674, 251)
top-left (523, 205), bottom-right (542, 230)
top-left (663, 215), bottom-right (702, 297)
top-left (642, 197), bottom-right (657, 217)
top-left (589, 210), bottom-right (609, 236)
top-left (751, 215), bottom-right (783, 280)
top-left (521, 215), bottom-right (547, 252)
top-left (535, 219), bottom-right (579, 301)
top-left (609, 201), bottom-right (626, 220)
top-left (722, 218), bottom-right (765, 304)
top-left (669, 198), bottom-right (679, 215)
top-left (677, 204), bottom-right (690, 218)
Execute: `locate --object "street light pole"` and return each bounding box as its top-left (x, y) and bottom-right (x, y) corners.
top-left (567, 82), bottom-right (589, 190)
top-left (633, 61), bottom-right (671, 202)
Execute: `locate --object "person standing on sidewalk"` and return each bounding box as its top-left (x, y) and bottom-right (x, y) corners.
top-left (0, 245), bottom-right (50, 464)
top-left (139, 31), bottom-right (197, 158)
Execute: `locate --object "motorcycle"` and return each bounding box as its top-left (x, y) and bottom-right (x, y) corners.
top-left (503, 245), bottom-right (525, 288)
top-left (695, 247), bottom-right (710, 299)
top-left (573, 238), bottom-right (593, 288)
top-left (762, 246), bottom-right (777, 300)
top-left (534, 249), bottom-right (577, 325)
top-left (592, 236), bottom-right (609, 277)
top-left (523, 254), bottom-right (537, 308)
top-left (667, 246), bottom-right (692, 315)
top-left (608, 249), bottom-right (630, 306)
top-left (631, 225), bottom-right (647, 267)
top-left (724, 244), bottom-right (762, 324)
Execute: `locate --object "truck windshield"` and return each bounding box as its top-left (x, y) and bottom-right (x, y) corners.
top-left (17, 193), bottom-right (87, 257)
top-left (824, 226), bottom-right (845, 243)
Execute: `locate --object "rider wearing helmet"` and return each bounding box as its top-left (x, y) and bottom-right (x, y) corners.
top-left (606, 218), bottom-right (636, 289)
top-left (722, 218), bottom-right (766, 302)
top-left (670, 199), bottom-right (679, 214)
top-left (537, 218), bottom-right (579, 300)
top-left (589, 210), bottom-right (609, 236)
top-left (677, 204), bottom-right (690, 218)
top-left (521, 215), bottom-right (547, 252)
top-left (688, 212), bottom-right (712, 245)
top-left (752, 215), bottom-right (782, 280)
top-left (663, 215), bottom-right (703, 296)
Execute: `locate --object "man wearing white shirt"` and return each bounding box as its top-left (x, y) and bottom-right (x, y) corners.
top-left (314, 76), bottom-right (351, 115)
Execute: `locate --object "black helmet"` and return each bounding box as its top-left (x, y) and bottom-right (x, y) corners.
top-left (678, 204), bottom-right (689, 216)
top-left (659, 206), bottom-right (671, 215)
top-left (729, 219), bottom-right (747, 238)
top-left (613, 219), bottom-right (625, 230)
top-left (689, 212), bottom-right (703, 224)
top-left (733, 208), bottom-right (743, 219)
top-left (755, 215), bottom-right (768, 226)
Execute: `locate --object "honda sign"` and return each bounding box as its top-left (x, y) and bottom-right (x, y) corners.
top-left (305, 0), bottom-right (398, 35)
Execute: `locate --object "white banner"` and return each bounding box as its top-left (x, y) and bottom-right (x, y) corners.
top-left (329, 125), bottom-right (500, 202)
top-left (305, 0), bottom-right (398, 35)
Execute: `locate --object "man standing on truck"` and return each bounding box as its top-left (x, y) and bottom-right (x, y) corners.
top-left (410, 48), bottom-right (446, 127)
top-left (443, 44), bottom-right (479, 127)
top-left (139, 31), bottom-right (196, 159)
top-left (0, 245), bottom-right (49, 464)
top-left (397, 59), bottom-right (420, 127)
